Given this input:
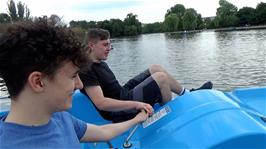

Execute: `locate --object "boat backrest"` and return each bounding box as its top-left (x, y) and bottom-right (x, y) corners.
top-left (68, 90), bottom-right (111, 125)
top-left (232, 87), bottom-right (266, 116)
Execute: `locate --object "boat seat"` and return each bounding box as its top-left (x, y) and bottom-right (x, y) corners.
top-left (68, 90), bottom-right (111, 125)
top-left (68, 90), bottom-right (118, 149)
top-left (68, 90), bottom-right (162, 124)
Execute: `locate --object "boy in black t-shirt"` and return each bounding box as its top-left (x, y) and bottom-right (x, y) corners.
top-left (80, 28), bottom-right (213, 122)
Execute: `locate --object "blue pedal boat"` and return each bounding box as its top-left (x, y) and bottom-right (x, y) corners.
top-left (1, 87), bottom-right (266, 148)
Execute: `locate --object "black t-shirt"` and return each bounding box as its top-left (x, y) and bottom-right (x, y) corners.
top-left (80, 61), bottom-right (122, 99)
top-left (79, 61), bottom-right (123, 120)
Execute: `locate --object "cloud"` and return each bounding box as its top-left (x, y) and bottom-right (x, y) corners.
top-left (1, 0), bottom-right (265, 24)
top-left (73, 0), bottom-right (143, 11)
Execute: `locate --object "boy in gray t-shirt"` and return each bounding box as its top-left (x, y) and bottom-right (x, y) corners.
top-left (0, 18), bottom-right (148, 149)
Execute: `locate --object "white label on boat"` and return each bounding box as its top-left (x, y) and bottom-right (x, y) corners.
top-left (142, 106), bottom-right (171, 128)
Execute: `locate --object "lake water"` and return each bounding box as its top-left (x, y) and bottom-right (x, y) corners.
top-left (0, 29), bottom-right (266, 97)
top-left (107, 29), bottom-right (266, 92)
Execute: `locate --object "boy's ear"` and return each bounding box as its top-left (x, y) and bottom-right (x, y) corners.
top-left (27, 71), bottom-right (45, 92)
top-left (88, 42), bottom-right (94, 50)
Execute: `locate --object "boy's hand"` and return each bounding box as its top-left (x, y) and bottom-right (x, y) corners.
top-left (134, 110), bottom-right (149, 123)
top-left (135, 102), bottom-right (154, 115)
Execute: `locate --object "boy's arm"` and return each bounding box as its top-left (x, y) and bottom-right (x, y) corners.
top-left (80, 110), bottom-right (148, 142)
top-left (85, 86), bottom-right (153, 114)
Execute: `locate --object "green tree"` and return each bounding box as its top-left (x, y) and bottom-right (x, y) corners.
top-left (124, 25), bottom-right (138, 36)
top-left (237, 7), bottom-right (256, 26)
top-left (0, 13), bottom-right (11, 33)
top-left (123, 13), bottom-right (142, 36)
top-left (256, 2), bottom-right (266, 24)
top-left (0, 13), bottom-right (11, 23)
top-left (216, 0), bottom-right (238, 27)
top-left (183, 8), bottom-right (198, 30)
top-left (97, 20), bottom-right (112, 32)
top-left (7, 0), bottom-right (30, 22)
top-left (87, 21), bottom-right (97, 28)
top-left (17, 1), bottom-right (30, 21)
top-left (69, 20), bottom-right (89, 30)
top-left (142, 22), bottom-right (163, 34)
top-left (163, 13), bottom-right (179, 32)
top-left (17, 1), bottom-right (24, 20)
top-left (7, 0), bottom-right (17, 21)
top-left (196, 14), bottom-right (204, 29)
top-left (165, 4), bottom-right (185, 18)
top-left (164, 4), bottom-right (185, 30)
top-left (203, 18), bottom-right (216, 29)
top-left (109, 19), bottom-right (124, 37)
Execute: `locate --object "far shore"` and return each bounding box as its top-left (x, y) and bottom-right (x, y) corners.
top-left (163, 25), bottom-right (266, 35)
top-left (214, 25), bottom-right (266, 32)
top-left (1, 25), bottom-right (266, 37)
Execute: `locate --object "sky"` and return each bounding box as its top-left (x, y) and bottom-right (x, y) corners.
top-left (1, 0), bottom-right (265, 24)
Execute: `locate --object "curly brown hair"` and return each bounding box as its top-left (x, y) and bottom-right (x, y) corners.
top-left (0, 18), bottom-right (91, 98)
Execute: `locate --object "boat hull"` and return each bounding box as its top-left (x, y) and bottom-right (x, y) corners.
top-left (68, 87), bottom-right (266, 148)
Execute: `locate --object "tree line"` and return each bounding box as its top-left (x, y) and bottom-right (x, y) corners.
top-left (205, 0), bottom-right (266, 29)
top-left (69, 13), bottom-right (142, 37)
top-left (143, 0), bottom-right (266, 33)
top-left (69, 0), bottom-right (266, 35)
top-left (1, 0), bottom-right (266, 37)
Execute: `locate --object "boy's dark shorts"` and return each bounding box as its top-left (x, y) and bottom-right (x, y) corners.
top-left (111, 69), bottom-right (162, 123)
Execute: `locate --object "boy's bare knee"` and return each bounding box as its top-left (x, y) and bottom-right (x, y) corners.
top-left (149, 64), bottom-right (164, 74)
top-left (151, 72), bottom-right (168, 85)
